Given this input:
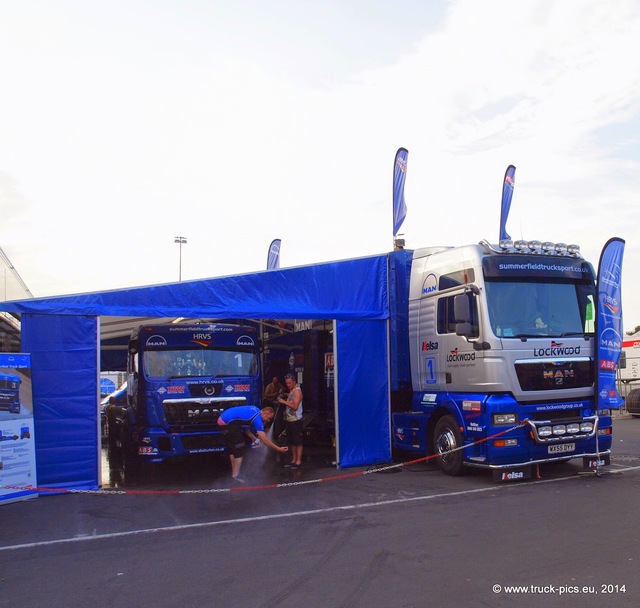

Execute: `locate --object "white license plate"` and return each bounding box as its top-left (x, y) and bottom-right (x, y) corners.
top-left (548, 443), bottom-right (575, 454)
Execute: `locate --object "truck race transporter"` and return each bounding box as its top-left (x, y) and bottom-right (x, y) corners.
top-left (390, 238), bottom-right (615, 480)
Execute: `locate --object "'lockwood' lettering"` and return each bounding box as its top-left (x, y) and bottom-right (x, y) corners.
top-left (534, 345), bottom-right (581, 357)
top-left (447, 352), bottom-right (476, 362)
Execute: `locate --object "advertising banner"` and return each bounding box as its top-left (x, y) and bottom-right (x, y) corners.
top-left (392, 147), bottom-right (408, 236)
top-left (0, 352), bottom-right (37, 505)
top-left (595, 237), bottom-right (625, 411)
top-left (267, 238), bottom-right (282, 270)
top-left (499, 164), bottom-right (516, 241)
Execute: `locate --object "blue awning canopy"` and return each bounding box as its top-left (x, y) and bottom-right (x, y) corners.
top-left (1, 253), bottom-right (404, 489)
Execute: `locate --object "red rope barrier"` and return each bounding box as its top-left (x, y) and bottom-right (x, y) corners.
top-left (2, 420), bottom-right (529, 496)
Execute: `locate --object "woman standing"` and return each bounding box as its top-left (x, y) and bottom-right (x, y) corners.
top-left (278, 373), bottom-right (303, 468)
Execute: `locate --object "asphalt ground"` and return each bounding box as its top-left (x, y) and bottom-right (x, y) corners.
top-left (1, 415), bottom-right (640, 608)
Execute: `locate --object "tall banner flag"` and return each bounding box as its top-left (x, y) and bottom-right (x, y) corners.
top-left (393, 147), bottom-right (408, 237)
top-left (595, 237), bottom-right (625, 411)
top-left (499, 165), bottom-right (516, 241)
top-left (267, 238), bottom-right (281, 270)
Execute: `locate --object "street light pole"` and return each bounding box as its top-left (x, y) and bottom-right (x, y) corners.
top-left (174, 236), bottom-right (187, 281)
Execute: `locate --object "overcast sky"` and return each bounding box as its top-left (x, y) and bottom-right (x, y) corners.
top-left (1, 0), bottom-right (639, 328)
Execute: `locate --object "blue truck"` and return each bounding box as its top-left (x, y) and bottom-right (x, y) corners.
top-left (106, 323), bottom-right (261, 469)
top-left (0, 372), bottom-right (21, 414)
top-left (389, 239), bottom-right (613, 480)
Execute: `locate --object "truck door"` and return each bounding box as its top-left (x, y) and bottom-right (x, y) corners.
top-left (437, 291), bottom-right (480, 390)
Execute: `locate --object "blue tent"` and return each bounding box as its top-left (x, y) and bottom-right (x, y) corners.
top-left (0, 253), bottom-right (403, 489)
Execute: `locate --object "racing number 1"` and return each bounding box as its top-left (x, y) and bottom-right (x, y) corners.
top-left (423, 356), bottom-right (437, 385)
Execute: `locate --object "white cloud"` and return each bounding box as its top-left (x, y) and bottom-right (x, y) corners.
top-left (0, 0), bottom-right (639, 328)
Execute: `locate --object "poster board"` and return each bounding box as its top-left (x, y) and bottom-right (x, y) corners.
top-left (0, 353), bottom-right (37, 505)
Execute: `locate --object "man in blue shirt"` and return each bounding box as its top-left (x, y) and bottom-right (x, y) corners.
top-left (218, 405), bottom-right (288, 483)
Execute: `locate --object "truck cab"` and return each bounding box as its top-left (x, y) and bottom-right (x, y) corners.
top-left (107, 323), bottom-right (262, 468)
top-left (393, 240), bottom-right (610, 478)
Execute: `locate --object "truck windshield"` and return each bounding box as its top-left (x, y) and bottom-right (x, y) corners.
top-left (485, 280), bottom-right (595, 338)
top-left (143, 349), bottom-right (258, 378)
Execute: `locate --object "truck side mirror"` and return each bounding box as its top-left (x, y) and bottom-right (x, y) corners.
top-left (128, 340), bottom-right (139, 355)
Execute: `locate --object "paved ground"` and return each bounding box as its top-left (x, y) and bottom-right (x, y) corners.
top-left (1, 415), bottom-right (639, 608)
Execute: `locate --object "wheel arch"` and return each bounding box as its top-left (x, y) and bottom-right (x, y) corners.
top-left (426, 404), bottom-right (465, 455)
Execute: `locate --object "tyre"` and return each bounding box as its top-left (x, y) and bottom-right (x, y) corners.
top-left (106, 411), bottom-right (120, 465)
top-left (433, 415), bottom-right (466, 476)
top-left (119, 418), bottom-right (140, 477)
top-left (626, 389), bottom-right (640, 415)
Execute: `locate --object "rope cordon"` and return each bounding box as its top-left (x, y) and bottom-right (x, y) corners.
top-left (2, 419), bottom-right (530, 496)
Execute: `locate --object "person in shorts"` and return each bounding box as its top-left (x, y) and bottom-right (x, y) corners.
top-left (277, 373), bottom-right (304, 469)
top-left (217, 405), bottom-right (288, 483)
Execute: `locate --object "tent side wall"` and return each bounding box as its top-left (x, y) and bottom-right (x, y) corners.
top-left (336, 319), bottom-right (390, 467)
top-left (22, 314), bottom-right (99, 489)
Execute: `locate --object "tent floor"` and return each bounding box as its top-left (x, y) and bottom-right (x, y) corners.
top-left (100, 443), bottom-right (338, 490)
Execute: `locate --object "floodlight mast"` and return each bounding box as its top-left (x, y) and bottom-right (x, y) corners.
top-left (174, 236), bottom-right (187, 281)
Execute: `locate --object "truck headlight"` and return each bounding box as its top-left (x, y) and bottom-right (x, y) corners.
top-left (493, 413), bottom-right (517, 425)
top-left (538, 426), bottom-right (553, 437)
top-left (566, 423), bottom-right (580, 434)
top-left (552, 424), bottom-right (567, 435)
top-left (580, 422), bottom-right (594, 433)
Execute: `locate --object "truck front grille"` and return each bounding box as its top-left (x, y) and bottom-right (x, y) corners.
top-left (162, 397), bottom-right (247, 425)
top-left (515, 359), bottom-right (592, 391)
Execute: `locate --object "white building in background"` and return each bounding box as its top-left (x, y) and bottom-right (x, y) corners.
top-left (0, 245), bottom-right (32, 352)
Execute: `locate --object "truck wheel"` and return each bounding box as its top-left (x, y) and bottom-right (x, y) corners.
top-left (106, 412), bottom-right (120, 465)
top-left (433, 415), bottom-right (466, 476)
top-left (119, 419), bottom-right (139, 477)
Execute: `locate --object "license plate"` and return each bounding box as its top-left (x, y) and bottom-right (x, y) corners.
top-left (548, 443), bottom-right (575, 454)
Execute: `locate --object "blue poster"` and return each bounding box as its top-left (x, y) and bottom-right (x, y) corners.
top-left (0, 352), bottom-right (38, 505)
top-left (595, 238), bottom-right (625, 411)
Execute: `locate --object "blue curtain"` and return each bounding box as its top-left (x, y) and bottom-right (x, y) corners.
top-left (336, 320), bottom-right (390, 467)
top-left (22, 314), bottom-right (99, 489)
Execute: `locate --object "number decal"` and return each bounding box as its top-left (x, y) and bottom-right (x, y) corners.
top-left (423, 357), bottom-right (437, 384)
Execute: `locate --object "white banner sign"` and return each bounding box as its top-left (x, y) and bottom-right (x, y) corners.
top-left (1, 353), bottom-right (37, 505)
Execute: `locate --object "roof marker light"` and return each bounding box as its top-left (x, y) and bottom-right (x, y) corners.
top-left (567, 244), bottom-right (581, 257)
top-left (528, 240), bottom-right (542, 254)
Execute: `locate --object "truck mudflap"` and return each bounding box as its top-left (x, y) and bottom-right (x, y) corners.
top-left (481, 450), bottom-right (612, 481)
top-left (490, 451), bottom-right (611, 482)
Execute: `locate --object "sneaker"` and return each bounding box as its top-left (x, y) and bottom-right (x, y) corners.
top-left (231, 476), bottom-right (246, 484)
top-left (283, 462), bottom-right (297, 468)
